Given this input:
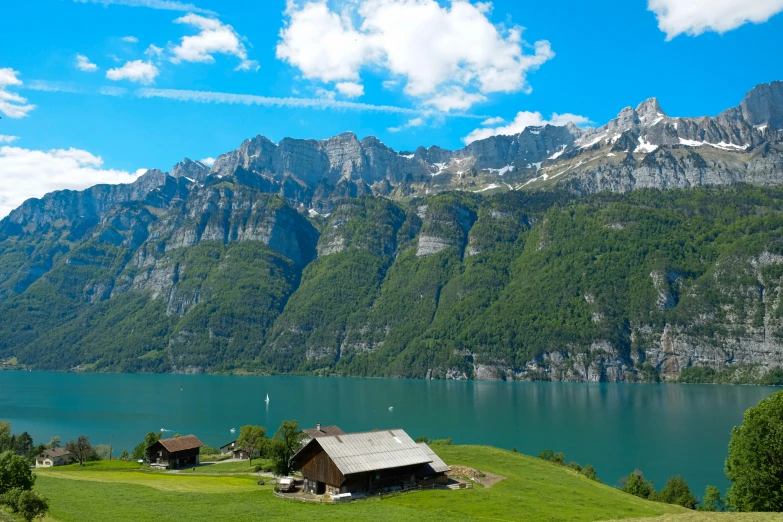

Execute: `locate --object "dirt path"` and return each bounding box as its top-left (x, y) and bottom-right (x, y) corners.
top-left (447, 465), bottom-right (507, 488)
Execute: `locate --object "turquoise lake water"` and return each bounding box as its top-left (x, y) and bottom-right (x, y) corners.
top-left (0, 371), bottom-right (777, 495)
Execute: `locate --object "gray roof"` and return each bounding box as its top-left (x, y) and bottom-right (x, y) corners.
top-left (417, 443), bottom-right (451, 474)
top-left (310, 429), bottom-right (434, 476)
top-left (303, 425), bottom-right (346, 439)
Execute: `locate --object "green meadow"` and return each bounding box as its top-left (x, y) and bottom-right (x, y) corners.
top-left (19, 446), bottom-right (694, 522)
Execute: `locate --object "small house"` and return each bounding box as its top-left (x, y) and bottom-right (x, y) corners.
top-left (219, 440), bottom-right (236, 456)
top-left (36, 448), bottom-right (70, 467)
top-left (302, 423), bottom-right (345, 442)
top-left (147, 435), bottom-right (204, 469)
top-left (291, 428), bottom-right (450, 496)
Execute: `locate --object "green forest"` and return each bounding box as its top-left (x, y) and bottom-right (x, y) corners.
top-left (3, 181), bottom-right (783, 383)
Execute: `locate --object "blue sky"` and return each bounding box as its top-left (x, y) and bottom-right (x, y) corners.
top-left (0, 0), bottom-right (782, 216)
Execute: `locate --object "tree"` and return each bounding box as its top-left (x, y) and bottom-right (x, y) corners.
top-left (132, 432), bottom-right (161, 461)
top-left (65, 436), bottom-right (94, 466)
top-left (94, 444), bottom-right (113, 461)
top-left (699, 485), bottom-right (725, 512)
top-left (538, 449), bottom-right (554, 461)
top-left (656, 475), bottom-right (697, 509)
top-left (0, 451), bottom-right (35, 494)
top-left (270, 420), bottom-right (303, 476)
top-left (235, 425), bottom-right (267, 465)
top-left (621, 470), bottom-right (655, 499)
top-left (119, 449), bottom-right (131, 461)
top-left (0, 421), bottom-right (9, 439)
top-left (15, 490), bottom-right (49, 521)
top-left (11, 433), bottom-right (34, 456)
top-left (582, 464), bottom-right (598, 482)
top-left (46, 436), bottom-right (61, 450)
top-left (726, 390), bottom-right (783, 512)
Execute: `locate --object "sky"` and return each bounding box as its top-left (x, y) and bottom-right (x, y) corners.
top-left (1, 0), bottom-right (782, 217)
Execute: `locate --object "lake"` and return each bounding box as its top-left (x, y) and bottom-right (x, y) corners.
top-left (0, 371), bottom-right (777, 495)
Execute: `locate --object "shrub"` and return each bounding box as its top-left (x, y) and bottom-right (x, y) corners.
top-left (0, 451), bottom-right (35, 494)
top-left (655, 475), bottom-right (697, 509)
top-left (726, 390), bottom-right (783, 512)
top-left (429, 438), bottom-right (453, 446)
top-left (581, 464), bottom-right (599, 482)
top-left (538, 449), bottom-right (554, 461)
top-left (16, 490), bottom-right (49, 521)
top-left (698, 485), bottom-right (725, 512)
top-left (621, 470), bottom-right (655, 499)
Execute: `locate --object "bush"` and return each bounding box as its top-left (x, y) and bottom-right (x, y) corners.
top-left (551, 452), bottom-right (565, 465)
top-left (726, 390), bottom-right (783, 512)
top-left (0, 451), bottom-right (35, 494)
top-left (698, 485), bottom-right (725, 512)
top-left (538, 449), bottom-right (554, 461)
top-left (0, 487), bottom-right (23, 511)
top-left (621, 470), bottom-right (655, 499)
top-left (655, 475), bottom-right (697, 509)
top-left (581, 464), bottom-right (599, 482)
top-left (429, 438), bottom-right (453, 446)
top-left (15, 490), bottom-right (49, 521)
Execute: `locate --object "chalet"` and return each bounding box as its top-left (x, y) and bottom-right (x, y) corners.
top-left (291, 428), bottom-right (450, 496)
top-left (147, 435), bottom-right (203, 469)
top-left (219, 440), bottom-right (237, 456)
top-left (36, 448), bottom-right (70, 467)
top-left (302, 423), bottom-right (345, 442)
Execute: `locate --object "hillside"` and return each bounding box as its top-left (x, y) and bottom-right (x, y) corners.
top-left (3, 179), bottom-right (783, 382)
top-left (26, 446), bottom-right (686, 522)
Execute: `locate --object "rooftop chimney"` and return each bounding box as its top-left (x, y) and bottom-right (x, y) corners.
top-left (317, 422), bottom-right (321, 432)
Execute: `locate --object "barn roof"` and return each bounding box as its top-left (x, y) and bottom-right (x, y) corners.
top-left (155, 435), bottom-right (204, 453)
top-left (301, 429), bottom-right (434, 476)
top-left (417, 442), bottom-right (451, 474)
top-left (302, 425), bottom-right (346, 438)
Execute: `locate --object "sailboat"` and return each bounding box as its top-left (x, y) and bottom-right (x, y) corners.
top-left (265, 393), bottom-right (270, 404)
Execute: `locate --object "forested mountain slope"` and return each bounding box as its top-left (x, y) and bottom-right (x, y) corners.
top-left (3, 177), bottom-right (783, 383)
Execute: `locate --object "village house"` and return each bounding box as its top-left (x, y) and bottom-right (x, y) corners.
top-left (147, 435), bottom-right (203, 469)
top-left (36, 448), bottom-right (70, 467)
top-left (302, 423), bottom-right (345, 442)
top-left (220, 439), bottom-right (261, 460)
top-left (219, 440), bottom-right (236, 456)
top-left (291, 428), bottom-right (450, 496)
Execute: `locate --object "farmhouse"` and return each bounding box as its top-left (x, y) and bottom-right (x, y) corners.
top-left (291, 428), bottom-right (450, 496)
top-left (147, 435), bottom-right (203, 469)
top-left (36, 448), bottom-right (70, 467)
top-left (219, 440), bottom-right (236, 456)
top-left (302, 423), bottom-right (345, 441)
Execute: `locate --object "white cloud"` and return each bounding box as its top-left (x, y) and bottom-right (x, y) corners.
top-left (0, 135), bottom-right (18, 144)
top-left (277, 0), bottom-right (554, 111)
top-left (171, 14), bottom-right (257, 72)
top-left (76, 54), bottom-right (99, 72)
top-left (481, 116), bottom-right (504, 125)
top-left (145, 44), bottom-right (164, 58)
top-left (382, 79), bottom-right (399, 89)
top-left (463, 110), bottom-right (592, 144)
top-left (648, 0), bottom-right (783, 39)
top-left (73, 0), bottom-right (216, 16)
top-left (199, 156), bottom-right (215, 166)
top-left (0, 68), bottom-right (36, 119)
top-left (335, 81), bottom-right (365, 98)
top-left (0, 145), bottom-right (143, 218)
top-left (423, 86), bottom-right (486, 111)
top-left (388, 116), bottom-right (424, 133)
top-left (106, 60), bottom-right (159, 84)
top-left (121, 35), bottom-right (140, 43)
top-left (135, 87), bottom-right (486, 118)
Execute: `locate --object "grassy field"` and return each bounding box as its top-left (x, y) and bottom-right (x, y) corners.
top-left (20, 445), bottom-right (693, 522)
top-left (180, 459), bottom-right (272, 474)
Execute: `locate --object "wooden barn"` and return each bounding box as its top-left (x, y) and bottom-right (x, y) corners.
top-left (291, 429), bottom-right (450, 496)
top-left (147, 435), bottom-right (204, 469)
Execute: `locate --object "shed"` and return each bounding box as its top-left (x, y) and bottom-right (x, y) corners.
top-left (147, 435), bottom-right (204, 469)
top-left (292, 428), bottom-right (450, 495)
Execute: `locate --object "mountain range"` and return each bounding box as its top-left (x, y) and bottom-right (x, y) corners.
top-left (1, 80), bottom-right (783, 383)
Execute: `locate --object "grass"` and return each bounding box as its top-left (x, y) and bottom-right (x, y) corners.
top-left (180, 459), bottom-right (273, 474)
top-left (614, 515), bottom-right (781, 522)
top-left (31, 445), bottom-right (688, 522)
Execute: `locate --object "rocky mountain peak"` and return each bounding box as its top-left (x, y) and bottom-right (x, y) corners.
top-left (636, 97), bottom-right (666, 124)
top-left (739, 80), bottom-right (783, 128)
top-left (171, 158), bottom-right (210, 182)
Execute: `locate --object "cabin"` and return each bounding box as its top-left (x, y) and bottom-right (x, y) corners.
top-left (291, 428), bottom-right (450, 496)
top-left (36, 448), bottom-right (70, 467)
top-left (302, 423), bottom-right (345, 442)
top-left (147, 435), bottom-right (203, 469)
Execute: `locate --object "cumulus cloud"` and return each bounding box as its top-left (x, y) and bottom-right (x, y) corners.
top-left (0, 68), bottom-right (36, 119)
top-left (76, 54), bottom-right (99, 72)
top-left (0, 145), bottom-right (143, 218)
top-left (648, 0), bottom-right (783, 39)
top-left (388, 116), bottom-right (424, 133)
top-left (463, 110), bottom-right (592, 144)
top-left (423, 86), bottom-right (487, 111)
top-left (0, 135), bottom-right (18, 144)
top-left (199, 156), bottom-right (215, 166)
top-left (277, 0), bottom-right (554, 110)
top-left (481, 116), bottom-right (504, 125)
top-left (121, 35), bottom-right (140, 43)
top-left (335, 81), bottom-right (365, 98)
top-left (171, 14), bottom-right (258, 72)
top-left (106, 60), bottom-right (159, 84)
